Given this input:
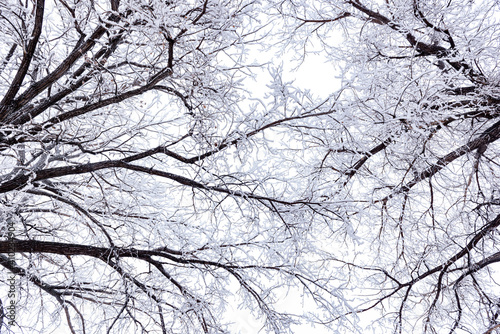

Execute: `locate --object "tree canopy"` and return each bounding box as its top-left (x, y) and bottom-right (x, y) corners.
top-left (1, 0), bottom-right (500, 333)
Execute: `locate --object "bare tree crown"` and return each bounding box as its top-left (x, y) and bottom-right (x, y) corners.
top-left (1, 0), bottom-right (500, 333)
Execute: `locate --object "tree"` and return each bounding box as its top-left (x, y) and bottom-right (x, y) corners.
top-left (0, 0), bottom-right (331, 333)
top-left (1, 0), bottom-right (500, 333)
top-left (269, 0), bottom-right (500, 333)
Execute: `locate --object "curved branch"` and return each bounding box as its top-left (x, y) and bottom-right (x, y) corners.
top-left (0, 0), bottom-right (45, 117)
top-left (381, 119), bottom-right (500, 202)
top-left (33, 69), bottom-right (173, 129)
top-left (1, 11), bottom-right (124, 121)
top-left (408, 213), bottom-right (500, 285)
top-left (346, 0), bottom-right (484, 82)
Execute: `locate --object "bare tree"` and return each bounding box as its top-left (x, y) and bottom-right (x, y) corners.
top-left (0, 0), bottom-right (342, 333)
top-left (3, 0), bottom-right (500, 333)
top-left (269, 0), bottom-right (500, 333)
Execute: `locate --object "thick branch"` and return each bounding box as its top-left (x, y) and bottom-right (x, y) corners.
top-left (0, 239), bottom-right (240, 270)
top-left (9, 25), bottom-right (129, 125)
top-left (384, 119), bottom-right (500, 200)
top-left (0, 12), bottom-right (122, 121)
top-left (0, 0), bottom-right (45, 117)
top-left (408, 213), bottom-right (500, 284)
top-left (344, 137), bottom-right (392, 180)
top-left (346, 0), bottom-right (484, 82)
top-left (37, 72), bottom-right (172, 129)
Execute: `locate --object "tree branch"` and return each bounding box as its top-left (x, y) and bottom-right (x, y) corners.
top-left (0, 0), bottom-right (45, 118)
